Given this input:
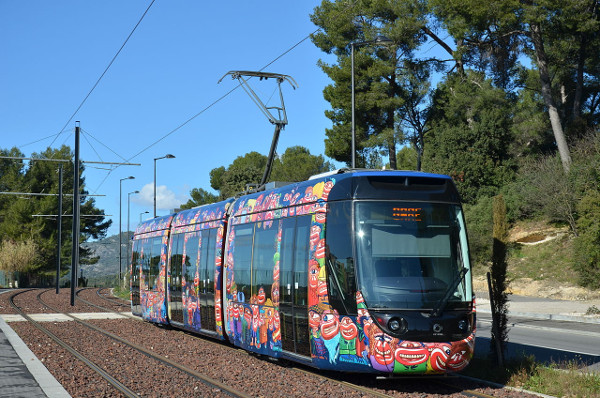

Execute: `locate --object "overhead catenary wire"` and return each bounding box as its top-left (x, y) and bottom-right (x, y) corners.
top-left (88, 28), bottom-right (322, 195)
top-left (47, 0), bottom-right (157, 151)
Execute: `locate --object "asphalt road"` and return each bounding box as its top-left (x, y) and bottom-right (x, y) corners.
top-left (476, 313), bottom-right (600, 371)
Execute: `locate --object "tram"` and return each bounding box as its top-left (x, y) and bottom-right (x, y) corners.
top-left (130, 169), bottom-right (475, 374)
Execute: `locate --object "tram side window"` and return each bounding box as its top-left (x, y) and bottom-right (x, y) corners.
top-left (149, 236), bottom-right (163, 290)
top-left (233, 224), bottom-right (253, 303)
top-left (141, 238), bottom-right (152, 290)
top-left (252, 221), bottom-right (278, 303)
top-left (170, 233), bottom-right (184, 292)
top-left (294, 216), bottom-right (311, 306)
top-left (326, 201), bottom-right (357, 314)
top-left (183, 232), bottom-right (200, 290)
top-left (131, 240), bottom-right (141, 288)
top-left (279, 218), bottom-right (296, 304)
top-left (204, 229), bottom-right (217, 294)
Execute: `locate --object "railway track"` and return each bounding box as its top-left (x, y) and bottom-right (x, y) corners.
top-left (41, 288), bottom-right (253, 398)
top-left (10, 288), bottom-right (253, 398)
top-left (8, 289), bottom-right (139, 398)
top-left (75, 288), bottom-right (508, 398)
top-left (4, 288), bottom-right (538, 398)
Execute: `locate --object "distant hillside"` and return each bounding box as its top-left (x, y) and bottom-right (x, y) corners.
top-left (82, 232), bottom-right (133, 278)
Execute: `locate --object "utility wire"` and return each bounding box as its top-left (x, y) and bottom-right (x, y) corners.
top-left (81, 130), bottom-right (104, 163)
top-left (125, 27), bottom-right (320, 163)
top-left (89, 29), bottom-right (320, 195)
top-left (82, 128), bottom-right (129, 162)
top-left (47, 0), bottom-right (157, 150)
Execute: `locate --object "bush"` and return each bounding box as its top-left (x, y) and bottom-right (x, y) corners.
top-left (464, 196), bottom-right (494, 265)
top-left (573, 191), bottom-right (600, 289)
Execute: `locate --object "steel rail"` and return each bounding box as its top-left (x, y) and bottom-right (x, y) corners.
top-left (76, 288), bottom-right (500, 398)
top-left (292, 366), bottom-right (399, 398)
top-left (429, 379), bottom-right (501, 398)
top-left (38, 289), bottom-right (252, 398)
top-left (9, 290), bottom-right (139, 398)
top-left (94, 287), bottom-right (132, 310)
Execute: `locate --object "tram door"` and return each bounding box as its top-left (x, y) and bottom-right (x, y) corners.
top-left (130, 239), bottom-right (142, 315)
top-left (198, 229), bottom-right (217, 331)
top-left (169, 233), bottom-right (184, 324)
top-left (279, 216), bottom-right (311, 357)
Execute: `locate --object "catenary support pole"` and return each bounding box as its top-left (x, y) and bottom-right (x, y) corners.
top-left (55, 165), bottom-right (63, 294)
top-left (70, 124), bottom-right (81, 306)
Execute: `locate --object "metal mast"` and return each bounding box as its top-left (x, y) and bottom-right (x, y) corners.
top-left (218, 71), bottom-right (297, 186)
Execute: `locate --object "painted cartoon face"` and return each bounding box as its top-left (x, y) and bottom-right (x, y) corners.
top-left (252, 305), bottom-right (260, 327)
top-left (447, 335), bottom-right (474, 371)
top-left (428, 343), bottom-right (452, 372)
top-left (303, 187), bottom-right (313, 202)
top-left (320, 310), bottom-right (340, 340)
top-left (233, 304), bottom-right (240, 319)
top-left (372, 332), bottom-right (396, 366)
top-left (315, 209), bottom-right (326, 224)
top-left (244, 306), bottom-right (252, 324)
top-left (215, 297), bottom-right (221, 320)
top-left (273, 313), bottom-right (281, 340)
top-left (309, 260), bottom-right (319, 289)
top-left (340, 317), bottom-right (358, 341)
top-left (309, 309), bottom-right (321, 331)
top-left (394, 341), bottom-right (429, 367)
top-left (317, 279), bottom-right (328, 298)
top-left (315, 239), bottom-right (326, 259)
top-left (310, 225), bottom-right (321, 248)
top-left (257, 287), bottom-right (266, 305)
top-left (322, 181), bottom-right (334, 200)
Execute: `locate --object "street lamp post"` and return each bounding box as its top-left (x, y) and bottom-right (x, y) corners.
top-left (139, 210), bottom-right (149, 223)
top-left (127, 190), bottom-right (139, 286)
top-left (351, 35), bottom-right (393, 169)
top-left (154, 154), bottom-right (175, 218)
top-left (119, 176), bottom-right (135, 284)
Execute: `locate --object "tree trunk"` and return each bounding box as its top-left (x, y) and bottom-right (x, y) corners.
top-left (529, 22), bottom-right (572, 173)
top-left (573, 34), bottom-right (586, 121)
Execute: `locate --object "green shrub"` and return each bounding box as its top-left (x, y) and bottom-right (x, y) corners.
top-left (573, 191), bottom-right (600, 289)
top-left (464, 196), bottom-right (493, 265)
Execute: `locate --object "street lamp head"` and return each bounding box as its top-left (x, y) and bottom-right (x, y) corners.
top-left (155, 154), bottom-right (176, 161)
top-left (374, 35), bottom-right (393, 45)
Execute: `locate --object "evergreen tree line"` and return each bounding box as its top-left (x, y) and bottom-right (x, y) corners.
top-left (307, 0), bottom-right (600, 289)
top-left (3, 1), bottom-right (600, 291)
top-left (0, 146), bottom-right (111, 282)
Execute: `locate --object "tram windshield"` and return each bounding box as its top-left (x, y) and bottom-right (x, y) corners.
top-left (355, 201), bottom-right (472, 311)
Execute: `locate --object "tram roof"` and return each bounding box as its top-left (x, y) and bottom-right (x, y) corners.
top-left (228, 169), bottom-right (458, 217)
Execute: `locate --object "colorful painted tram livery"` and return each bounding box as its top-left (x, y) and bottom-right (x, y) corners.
top-left (130, 170), bottom-right (475, 374)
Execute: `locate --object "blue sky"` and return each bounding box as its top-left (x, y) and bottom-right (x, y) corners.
top-left (0, 1), bottom-right (340, 237)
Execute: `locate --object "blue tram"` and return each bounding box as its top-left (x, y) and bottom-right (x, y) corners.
top-left (130, 169), bottom-right (475, 374)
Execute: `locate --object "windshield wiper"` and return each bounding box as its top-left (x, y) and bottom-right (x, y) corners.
top-left (326, 257), bottom-right (350, 315)
top-left (430, 266), bottom-right (468, 317)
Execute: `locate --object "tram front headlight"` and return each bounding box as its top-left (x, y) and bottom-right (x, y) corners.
top-left (388, 317), bottom-right (408, 335)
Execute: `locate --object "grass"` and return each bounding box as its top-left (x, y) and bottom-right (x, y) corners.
top-left (110, 284), bottom-right (131, 301)
top-left (506, 234), bottom-right (577, 284)
top-left (463, 356), bottom-right (600, 398)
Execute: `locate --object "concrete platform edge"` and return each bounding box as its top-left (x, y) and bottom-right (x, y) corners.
top-left (0, 316), bottom-right (71, 398)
